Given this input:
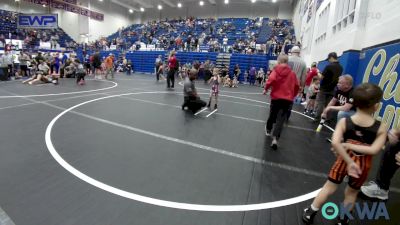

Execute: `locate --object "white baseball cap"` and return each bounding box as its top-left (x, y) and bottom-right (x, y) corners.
top-left (291, 46), bottom-right (301, 53)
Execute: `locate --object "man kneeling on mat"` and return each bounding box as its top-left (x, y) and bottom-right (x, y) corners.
top-left (182, 69), bottom-right (206, 114)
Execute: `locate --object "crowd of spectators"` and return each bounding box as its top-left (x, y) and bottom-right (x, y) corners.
top-left (0, 9), bottom-right (77, 50)
top-left (86, 17), bottom-right (296, 55)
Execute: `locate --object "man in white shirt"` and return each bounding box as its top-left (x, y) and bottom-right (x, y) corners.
top-left (223, 36), bottom-right (228, 52)
top-left (2, 51), bottom-right (13, 79)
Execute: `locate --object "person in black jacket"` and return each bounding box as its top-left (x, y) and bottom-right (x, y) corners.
top-left (314, 52), bottom-right (343, 121)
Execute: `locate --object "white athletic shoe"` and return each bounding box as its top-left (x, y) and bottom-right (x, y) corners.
top-left (361, 181), bottom-right (389, 200)
top-left (265, 125), bottom-right (271, 136)
top-left (271, 138), bottom-right (278, 150)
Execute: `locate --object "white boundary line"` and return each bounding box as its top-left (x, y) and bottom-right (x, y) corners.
top-left (178, 81), bottom-right (263, 95)
top-left (206, 109), bottom-right (218, 117)
top-left (0, 206), bottom-right (15, 225)
top-left (194, 107), bottom-right (208, 116)
top-left (0, 80), bottom-right (118, 98)
top-left (45, 91), bottom-right (323, 212)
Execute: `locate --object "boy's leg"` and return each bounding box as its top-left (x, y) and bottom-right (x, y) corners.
top-left (266, 100), bottom-right (279, 135)
top-left (303, 180), bottom-right (339, 224)
top-left (272, 100), bottom-right (291, 140)
top-left (313, 180), bottom-right (340, 209)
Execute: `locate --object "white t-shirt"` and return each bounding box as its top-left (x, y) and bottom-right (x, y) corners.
top-left (223, 38), bottom-right (228, 45)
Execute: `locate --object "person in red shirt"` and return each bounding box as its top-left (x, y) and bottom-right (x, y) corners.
top-left (304, 62), bottom-right (319, 98)
top-left (263, 54), bottom-right (300, 150)
top-left (167, 51), bottom-right (177, 89)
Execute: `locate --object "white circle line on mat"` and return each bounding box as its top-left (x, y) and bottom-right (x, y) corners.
top-left (0, 80), bottom-right (118, 98)
top-left (45, 91), bottom-right (323, 212)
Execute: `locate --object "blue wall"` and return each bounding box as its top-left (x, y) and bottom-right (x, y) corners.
top-left (318, 41), bottom-right (400, 129)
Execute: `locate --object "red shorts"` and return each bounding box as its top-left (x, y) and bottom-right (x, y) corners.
top-left (328, 149), bottom-right (372, 190)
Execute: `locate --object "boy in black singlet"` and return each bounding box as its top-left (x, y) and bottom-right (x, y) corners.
top-left (302, 83), bottom-right (387, 225)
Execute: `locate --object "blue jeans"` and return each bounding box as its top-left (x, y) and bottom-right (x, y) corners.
top-left (337, 110), bottom-right (356, 122)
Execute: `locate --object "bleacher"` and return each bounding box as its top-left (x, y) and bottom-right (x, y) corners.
top-left (104, 17), bottom-right (293, 53)
top-left (229, 54), bottom-right (272, 82)
top-left (0, 9), bottom-right (76, 48)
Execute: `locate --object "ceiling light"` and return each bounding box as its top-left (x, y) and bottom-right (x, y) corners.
top-left (224, 0), bottom-right (229, 4)
top-left (199, 1), bottom-right (204, 6)
top-left (272, 0), bottom-right (276, 2)
top-left (129, 9), bottom-right (133, 13)
top-left (42, 4), bottom-right (46, 7)
top-left (98, 0), bottom-right (103, 2)
top-left (177, 3), bottom-right (182, 8)
top-left (251, 0), bottom-right (256, 3)
top-left (15, 0), bottom-right (20, 2)
top-left (140, 7), bottom-right (145, 12)
top-left (158, 4), bottom-right (162, 10)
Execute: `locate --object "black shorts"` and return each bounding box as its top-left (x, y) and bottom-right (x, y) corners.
top-left (20, 65), bottom-right (28, 72)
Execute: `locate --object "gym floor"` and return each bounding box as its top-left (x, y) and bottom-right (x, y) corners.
top-left (0, 73), bottom-right (399, 225)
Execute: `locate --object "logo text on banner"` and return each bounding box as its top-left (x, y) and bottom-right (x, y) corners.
top-left (17, 14), bottom-right (58, 29)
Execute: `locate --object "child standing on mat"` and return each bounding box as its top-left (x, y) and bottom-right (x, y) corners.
top-left (75, 59), bottom-right (86, 85)
top-left (302, 83), bottom-right (387, 225)
top-left (208, 68), bottom-right (221, 110)
top-left (304, 76), bottom-right (320, 116)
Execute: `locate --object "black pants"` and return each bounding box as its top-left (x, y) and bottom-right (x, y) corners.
top-left (287, 102), bottom-right (293, 120)
top-left (182, 96), bottom-right (206, 114)
top-left (266, 99), bottom-right (292, 139)
top-left (76, 73), bottom-right (85, 83)
top-left (376, 143), bottom-right (400, 190)
top-left (7, 64), bottom-right (12, 78)
top-left (20, 65), bottom-right (28, 76)
top-left (167, 69), bottom-right (175, 88)
top-left (315, 91), bottom-right (335, 120)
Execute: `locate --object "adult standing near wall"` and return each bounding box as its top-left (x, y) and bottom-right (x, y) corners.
top-left (287, 46), bottom-right (307, 120)
top-left (315, 52), bottom-right (343, 121)
top-left (263, 54), bottom-right (299, 150)
top-left (167, 51), bottom-right (177, 89)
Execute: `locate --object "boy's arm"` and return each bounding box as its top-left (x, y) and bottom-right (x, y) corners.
top-left (331, 119), bottom-right (362, 178)
top-left (344, 123), bottom-right (388, 155)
